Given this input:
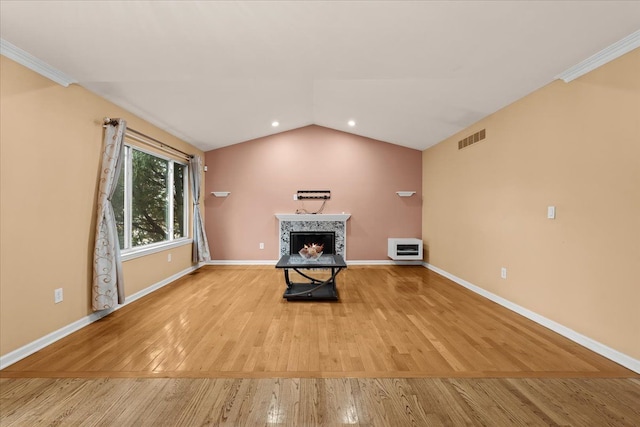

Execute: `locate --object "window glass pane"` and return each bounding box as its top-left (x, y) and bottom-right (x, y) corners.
top-left (113, 160), bottom-right (126, 249)
top-left (131, 149), bottom-right (168, 246)
top-left (173, 163), bottom-right (186, 239)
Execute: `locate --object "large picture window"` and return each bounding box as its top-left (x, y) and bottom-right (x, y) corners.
top-left (113, 146), bottom-right (189, 252)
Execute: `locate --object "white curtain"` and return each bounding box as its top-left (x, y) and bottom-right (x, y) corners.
top-left (92, 119), bottom-right (126, 310)
top-left (190, 155), bottom-right (211, 263)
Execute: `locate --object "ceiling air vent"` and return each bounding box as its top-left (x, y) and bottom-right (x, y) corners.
top-left (458, 129), bottom-right (486, 150)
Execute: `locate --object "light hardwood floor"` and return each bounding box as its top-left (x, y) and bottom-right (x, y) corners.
top-left (2, 377), bottom-right (639, 426)
top-left (1, 266), bottom-right (638, 425)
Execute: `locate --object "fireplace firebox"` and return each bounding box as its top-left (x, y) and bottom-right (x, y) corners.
top-left (290, 231), bottom-right (335, 255)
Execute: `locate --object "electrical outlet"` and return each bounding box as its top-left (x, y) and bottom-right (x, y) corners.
top-left (259, 243), bottom-right (264, 250)
top-left (168, 253), bottom-right (172, 262)
top-left (500, 267), bottom-right (507, 279)
top-left (54, 288), bottom-right (63, 304)
top-left (293, 194), bottom-right (298, 201)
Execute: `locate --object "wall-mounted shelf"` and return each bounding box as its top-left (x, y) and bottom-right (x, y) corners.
top-left (211, 191), bottom-right (230, 197)
top-left (396, 191), bottom-right (416, 197)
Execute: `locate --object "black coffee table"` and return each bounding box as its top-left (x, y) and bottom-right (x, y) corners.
top-left (275, 254), bottom-right (347, 301)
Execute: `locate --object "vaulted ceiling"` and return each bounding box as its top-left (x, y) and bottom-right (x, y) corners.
top-left (1, 1), bottom-right (638, 151)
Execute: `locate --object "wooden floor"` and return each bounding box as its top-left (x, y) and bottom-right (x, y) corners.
top-left (2, 377), bottom-right (639, 426)
top-left (1, 265), bottom-right (638, 425)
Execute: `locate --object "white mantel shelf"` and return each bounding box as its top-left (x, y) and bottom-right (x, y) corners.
top-left (275, 213), bottom-right (351, 221)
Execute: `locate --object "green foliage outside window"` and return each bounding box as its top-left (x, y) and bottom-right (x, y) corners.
top-left (132, 150), bottom-right (168, 245)
top-left (113, 146), bottom-right (187, 250)
top-left (173, 163), bottom-right (186, 240)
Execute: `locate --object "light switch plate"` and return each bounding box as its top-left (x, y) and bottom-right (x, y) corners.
top-left (54, 288), bottom-right (63, 303)
top-left (547, 206), bottom-right (556, 219)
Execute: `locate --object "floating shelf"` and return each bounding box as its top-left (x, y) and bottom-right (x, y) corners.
top-left (396, 191), bottom-right (416, 197)
top-left (211, 191), bottom-right (230, 197)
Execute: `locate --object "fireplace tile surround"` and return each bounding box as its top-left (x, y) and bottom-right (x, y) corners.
top-left (276, 214), bottom-right (351, 259)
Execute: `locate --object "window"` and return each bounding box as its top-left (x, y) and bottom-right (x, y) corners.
top-left (113, 145), bottom-right (189, 252)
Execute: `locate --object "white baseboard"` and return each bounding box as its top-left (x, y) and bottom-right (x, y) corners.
top-left (0, 264), bottom-right (200, 370)
top-left (347, 260), bottom-right (423, 266)
top-left (207, 260), bottom-right (278, 266)
top-left (0, 310), bottom-right (113, 371)
top-left (7, 261), bottom-right (635, 374)
top-left (423, 262), bottom-right (640, 374)
top-left (207, 259), bottom-right (422, 266)
top-left (123, 265), bottom-right (200, 305)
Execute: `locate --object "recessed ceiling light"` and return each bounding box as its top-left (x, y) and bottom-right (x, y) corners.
top-left (348, 120), bottom-right (356, 127)
top-left (272, 121), bottom-right (279, 127)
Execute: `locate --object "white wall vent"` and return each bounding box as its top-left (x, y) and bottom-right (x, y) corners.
top-left (388, 238), bottom-right (423, 260)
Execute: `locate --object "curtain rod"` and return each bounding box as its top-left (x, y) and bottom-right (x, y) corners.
top-left (103, 117), bottom-right (193, 159)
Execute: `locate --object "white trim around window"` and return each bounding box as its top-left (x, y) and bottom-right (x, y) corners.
top-left (121, 238), bottom-right (193, 262)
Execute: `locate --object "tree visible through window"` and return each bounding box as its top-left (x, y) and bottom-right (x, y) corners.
top-left (113, 146), bottom-right (188, 250)
top-left (132, 150), bottom-right (167, 245)
top-left (173, 163), bottom-right (186, 240)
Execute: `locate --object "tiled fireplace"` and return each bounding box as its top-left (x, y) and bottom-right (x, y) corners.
top-left (276, 214), bottom-right (351, 259)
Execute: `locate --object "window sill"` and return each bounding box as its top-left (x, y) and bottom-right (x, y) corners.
top-left (121, 238), bottom-right (193, 262)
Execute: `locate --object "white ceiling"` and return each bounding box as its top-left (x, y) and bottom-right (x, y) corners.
top-left (1, 1), bottom-right (639, 152)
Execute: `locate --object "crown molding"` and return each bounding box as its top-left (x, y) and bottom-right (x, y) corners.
top-left (0, 38), bottom-right (77, 87)
top-left (556, 30), bottom-right (640, 83)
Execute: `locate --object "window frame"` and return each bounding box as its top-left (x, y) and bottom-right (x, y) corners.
top-left (118, 144), bottom-right (192, 261)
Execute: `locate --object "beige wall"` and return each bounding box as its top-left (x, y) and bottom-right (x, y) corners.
top-left (204, 125), bottom-right (422, 260)
top-left (422, 49), bottom-right (639, 359)
top-left (0, 57), bottom-right (204, 356)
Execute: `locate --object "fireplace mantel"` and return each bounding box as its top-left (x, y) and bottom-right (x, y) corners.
top-left (275, 213), bottom-right (351, 222)
top-left (276, 213), bottom-right (350, 258)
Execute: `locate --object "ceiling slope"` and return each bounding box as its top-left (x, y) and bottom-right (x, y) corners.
top-left (1, 1), bottom-right (639, 151)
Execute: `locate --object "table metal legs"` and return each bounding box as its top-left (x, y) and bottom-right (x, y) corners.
top-left (282, 267), bottom-right (342, 300)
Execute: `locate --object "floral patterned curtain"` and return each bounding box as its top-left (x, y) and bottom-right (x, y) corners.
top-left (189, 155), bottom-right (211, 263)
top-left (92, 119), bottom-right (126, 310)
